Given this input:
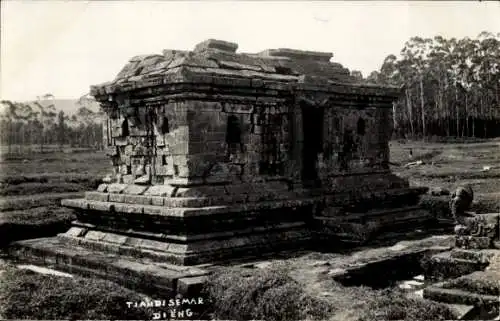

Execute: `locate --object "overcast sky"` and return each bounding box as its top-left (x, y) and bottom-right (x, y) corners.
top-left (1, 1), bottom-right (499, 101)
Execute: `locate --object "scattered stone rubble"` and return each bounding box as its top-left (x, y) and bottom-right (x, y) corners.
top-left (12, 39), bottom-right (434, 296)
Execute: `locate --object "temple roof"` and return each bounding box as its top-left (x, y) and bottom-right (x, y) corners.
top-left (91, 39), bottom-right (400, 98)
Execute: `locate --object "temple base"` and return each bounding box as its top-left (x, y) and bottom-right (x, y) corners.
top-left (9, 237), bottom-right (210, 297)
top-left (57, 223), bottom-right (311, 265)
top-left (8, 176), bottom-right (437, 298)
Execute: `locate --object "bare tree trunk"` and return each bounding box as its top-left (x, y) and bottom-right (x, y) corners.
top-left (419, 77), bottom-right (426, 138)
top-left (481, 96), bottom-right (487, 138)
top-left (444, 86), bottom-right (450, 137)
top-left (392, 101), bottom-right (397, 135)
top-left (465, 94), bottom-right (469, 137)
top-left (472, 105), bottom-right (476, 138)
top-left (40, 113), bottom-right (44, 153)
top-left (7, 120), bottom-right (12, 154)
top-left (406, 88), bottom-right (414, 138)
top-left (455, 84), bottom-right (459, 137)
top-left (27, 121), bottom-right (32, 154)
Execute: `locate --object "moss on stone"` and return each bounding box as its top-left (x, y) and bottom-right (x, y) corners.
top-left (441, 271), bottom-right (500, 296)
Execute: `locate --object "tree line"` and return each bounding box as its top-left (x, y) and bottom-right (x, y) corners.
top-left (0, 94), bottom-right (104, 154)
top-left (358, 31), bottom-right (500, 139)
top-left (1, 32), bottom-right (499, 154)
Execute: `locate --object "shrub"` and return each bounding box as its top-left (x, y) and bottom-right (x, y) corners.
top-left (203, 265), bottom-right (334, 321)
top-left (0, 267), bottom-right (154, 320)
top-left (203, 266), bottom-right (459, 321)
top-left (358, 288), bottom-right (458, 321)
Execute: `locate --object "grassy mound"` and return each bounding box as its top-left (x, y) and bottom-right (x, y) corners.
top-left (0, 267), bottom-right (153, 320)
top-left (358, 288), bottom-right (459, 321)
top-left (203, 265), bottom-right (458, 321)
top-left (203, 266), bottom-right (333, 321)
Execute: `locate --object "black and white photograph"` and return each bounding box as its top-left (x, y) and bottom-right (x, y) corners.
top-left (1, 1), bottom-right (499, 320)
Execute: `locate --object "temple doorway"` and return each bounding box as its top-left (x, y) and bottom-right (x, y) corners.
top-left (301, 106), bottom-right (324, 184)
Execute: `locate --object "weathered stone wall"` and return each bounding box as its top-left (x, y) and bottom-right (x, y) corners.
top-left (318, 106), bottom-right (391, 176)
top-left (102, 99), bottom-right (393, 187)
top-left (94, 39), bottom-right (401, 189)
top-left (103, 100), bottom-right (188, 185)
top-left (184, 100), bottom-right (292, 183)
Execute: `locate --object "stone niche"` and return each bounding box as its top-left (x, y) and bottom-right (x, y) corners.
top-left (34, 39), bottom-right (431, 268)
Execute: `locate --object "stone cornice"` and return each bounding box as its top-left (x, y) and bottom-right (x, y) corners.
top-left (90, 39), bottom-right (402, 107)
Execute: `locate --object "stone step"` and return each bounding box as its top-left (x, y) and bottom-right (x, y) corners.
top-left (70, 220), bottom-right (307, 242)
top-left (398, 279), bottom-right (425, 290)
top-left (87, 190), bottom-right (298, 207)
top-left (81, 186), bottom-right (427, 211)
top-left (86, 191), bottom-right (216, 207)
top-left (442, 270), bottom-right (500, 298)
top-left (423, 252), bottom-right (490, 282)
top-left (314, 205), bottom-right (429, 222)
top-left (9, 237), bottom-right (210, 297)
top-left (443, 304), bottom-right (475, 320)
top-left (450, 249), bottom-right (495, 262)
top-left (346, 207), bottom-right (431, 223)
top-left (17, 264), bottom-right (74, 278)
top-left (62, 198), bottom-right (315, 218)
top-left (455, 235), bottom-right (497, 250)
top-left (314, 206), bottom-right (431, 241)
top-left (413, 274), bottom-right (425, 282)
top-left (423, 285), bottom-right (499, 306)
top-left (55, 227), bottom-right (312, 265)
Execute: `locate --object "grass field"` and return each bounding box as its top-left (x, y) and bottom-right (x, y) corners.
top-left (0, 139), bottom-right (499, 320)
top-left (0, 149), bottom-right (109, 244)
top-left (390, 138), bottom-right (500, 212)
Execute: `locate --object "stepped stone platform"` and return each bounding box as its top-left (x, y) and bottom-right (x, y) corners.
top-left (51, 182), bottom-right (427, 265)
top-left (11, 39), bottom-right (435, 296)
top-left (423, 213), bottom-right (500, 318)
top-left (10, 237), bottom-right (210, 297)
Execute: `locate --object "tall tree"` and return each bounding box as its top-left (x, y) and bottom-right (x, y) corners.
top-left (34, 94), bottom-right (56, 152)
top-left (367, 32), bottom-right (500, 139)
top-left (57, 110), bottom-right (68, 150)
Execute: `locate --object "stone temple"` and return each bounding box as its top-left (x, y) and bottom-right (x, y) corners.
top-left (13, 39), bottom-right (432, 293)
